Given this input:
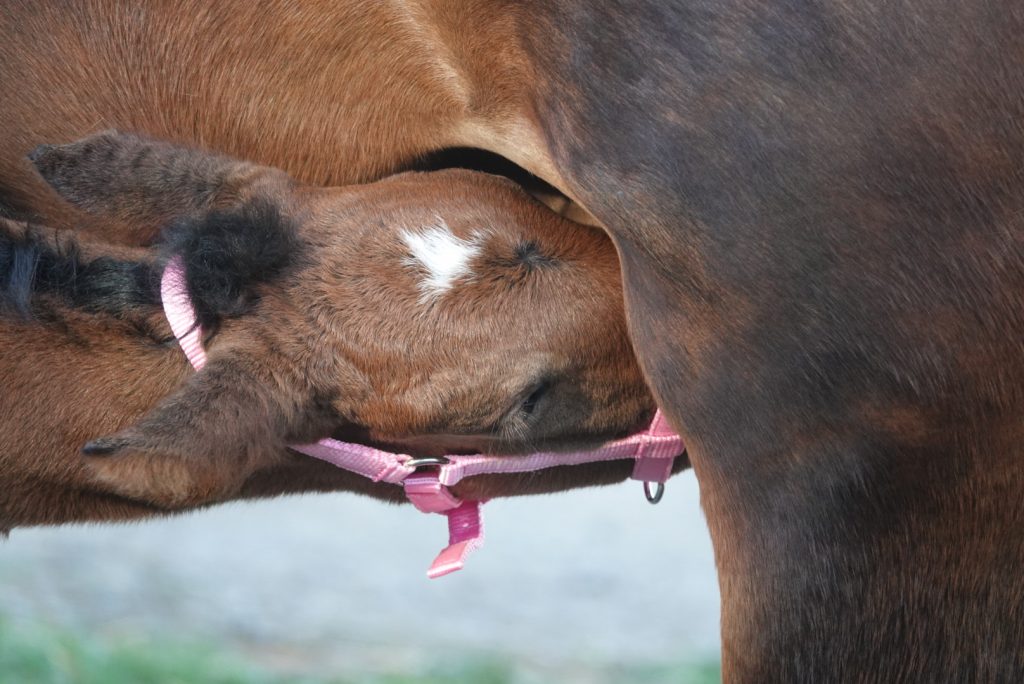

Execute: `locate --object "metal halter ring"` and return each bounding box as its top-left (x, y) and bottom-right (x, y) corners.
top-left (643, 481), bottom-right (665, 505)
top-left (405, 455), bottom-right (451, 469)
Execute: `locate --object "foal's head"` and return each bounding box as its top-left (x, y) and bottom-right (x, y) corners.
top-left (29, 131), bottom-right (653, 499)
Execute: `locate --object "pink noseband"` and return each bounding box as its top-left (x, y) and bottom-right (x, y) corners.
top-left (161, 257), bottom-right (685, 578)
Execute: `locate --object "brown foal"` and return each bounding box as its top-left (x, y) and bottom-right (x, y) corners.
top-left (0, 130), bottom-right (654, 527)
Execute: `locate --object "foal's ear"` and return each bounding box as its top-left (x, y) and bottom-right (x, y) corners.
top-left (80, 354), bottom-right (315, 507)
top-left (29, 130), bottom-right (293, 228)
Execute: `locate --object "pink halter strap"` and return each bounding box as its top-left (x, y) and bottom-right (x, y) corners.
top-left (161, 257), bottom-right (685, 578)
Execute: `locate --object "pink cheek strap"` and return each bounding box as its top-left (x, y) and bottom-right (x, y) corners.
top-left (161, 257), bottom-right (685, 579)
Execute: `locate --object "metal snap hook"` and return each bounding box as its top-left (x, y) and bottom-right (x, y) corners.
top-left (643, 481), bottom-right (665, 505)
top-left (405, 455), bottom-right (451, 469)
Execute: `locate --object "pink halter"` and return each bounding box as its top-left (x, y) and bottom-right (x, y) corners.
top-left (161, 257), bottom-right (685, 578)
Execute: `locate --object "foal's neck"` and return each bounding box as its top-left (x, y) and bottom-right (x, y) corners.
top-left (0, 220), bottom-right (191, 525)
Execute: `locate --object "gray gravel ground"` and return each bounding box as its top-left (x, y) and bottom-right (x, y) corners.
top-left (0, 470), bottom-right (719, 673)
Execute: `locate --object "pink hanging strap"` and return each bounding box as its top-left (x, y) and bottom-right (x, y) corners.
top-left (160, 257), bottom-right (685, 579)
top-left (404, 473), bottom-right (485, 578)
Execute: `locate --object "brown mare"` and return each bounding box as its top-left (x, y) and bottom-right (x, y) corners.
top-left (1, 130), bottom-right (654, 524)
top-left (2, 1), bottom-right (1023, 680)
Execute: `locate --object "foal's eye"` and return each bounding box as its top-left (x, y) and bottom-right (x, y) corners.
top-left (520, 381), bottom-right (549, 417)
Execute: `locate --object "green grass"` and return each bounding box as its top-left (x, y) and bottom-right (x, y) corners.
top-left (0, 617), bottom-right (720, 684)
top-left (0, 618), bottom-right (271, 684)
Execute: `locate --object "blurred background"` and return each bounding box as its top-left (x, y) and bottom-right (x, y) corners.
top-left (0, 470), bottom-right (719, 683)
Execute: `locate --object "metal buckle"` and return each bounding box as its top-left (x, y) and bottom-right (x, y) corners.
top-left (405, 455), bottom-right (451, 469)
top-left (643, 481), bottom-right (665, 505)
